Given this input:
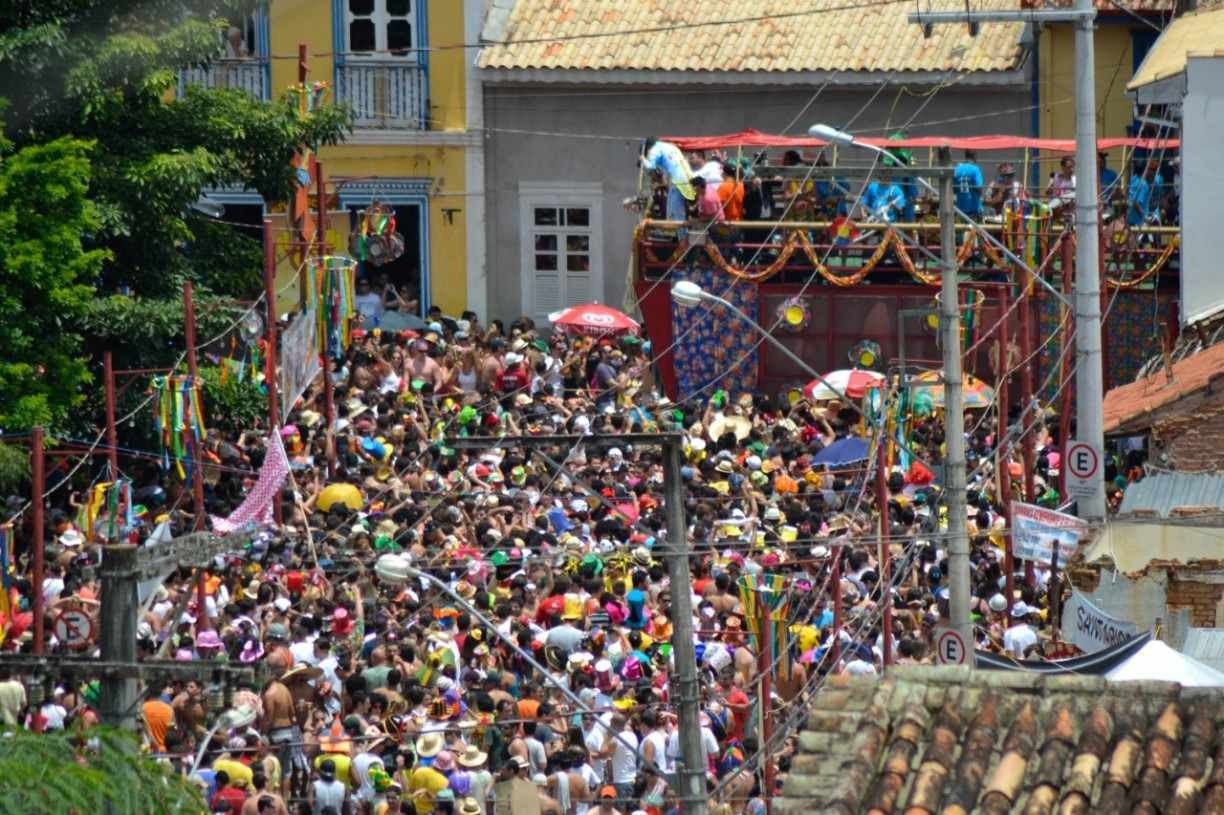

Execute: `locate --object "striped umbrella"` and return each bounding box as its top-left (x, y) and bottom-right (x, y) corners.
top-left (910, 370), bottom-right (996, 409)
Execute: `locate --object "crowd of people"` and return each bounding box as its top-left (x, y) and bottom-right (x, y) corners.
top-left (0, 299), bottom-right (1084, 815)
top-left (642, 137), bottom-right (1180, 230)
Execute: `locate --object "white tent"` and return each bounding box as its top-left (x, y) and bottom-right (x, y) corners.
top-left (1106, 640), bottom-right (1224, 687)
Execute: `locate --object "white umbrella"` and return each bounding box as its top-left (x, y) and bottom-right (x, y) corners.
top-left (1105, 640), bottom-right (1224, 687)
top-left (802, 369), bottom-right (885, 401)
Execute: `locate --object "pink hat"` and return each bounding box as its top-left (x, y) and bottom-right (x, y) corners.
top-left (434, 750), bottom-right (457, 773)
top-left (197, 630), bottom-right (223, 650)
top-left (280, 424), bottom-right (300, 438)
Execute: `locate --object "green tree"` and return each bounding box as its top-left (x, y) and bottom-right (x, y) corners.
top-left (0, 1), bottom-right (350, 433)
top-left (0, 137), bottom-right (107, 429)
top-left (0, 725), bottom-right (204, 814)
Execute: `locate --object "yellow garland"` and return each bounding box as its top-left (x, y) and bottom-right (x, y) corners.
top-left (1105, 234), bottom-right (1180, 289)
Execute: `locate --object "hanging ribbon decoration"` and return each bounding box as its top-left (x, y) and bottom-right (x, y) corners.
top-left (737, 573), bottom-right (792, 682)
top-left (153, 375), bottom-right (207, 479)
top-left (307, 255), bottom-right (358, 361)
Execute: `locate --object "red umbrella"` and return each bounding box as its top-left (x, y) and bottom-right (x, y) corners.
top-left (548, 303), bottom-right (640, 337)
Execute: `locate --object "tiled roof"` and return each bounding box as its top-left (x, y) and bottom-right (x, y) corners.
top-left (477, 0), bottom-right (1027, 74)
top-left (1102, 341), bottom-right (1224, 433)
top-left (779, 666), bottom-right (1224, 815)
top-left (1118, 471), bottom-right (1224, 517)
top-left (1129, 6), bottom-right (1224, 89)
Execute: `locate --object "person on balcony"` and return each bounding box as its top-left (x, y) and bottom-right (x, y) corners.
top-left (1127, 161), bottom-right (1155, 228)
top-left (692, 176), bottom-right (724, 223)
top-left (1045, 156), bottom-right (1076, 221)
top-left (716, 161), bottom-right (745, 222)
top-left (985, 163), bottom-right (1020, 217)
top-left (862, 174), bottom-right (906, 224)
top-left (640, 138), bottom-right (695, 222)
top-left (953, 150), bottom-right (985, 221)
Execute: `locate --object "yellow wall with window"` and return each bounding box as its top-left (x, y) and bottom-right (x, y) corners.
top-left (265, 0), bottom-right (473, 315)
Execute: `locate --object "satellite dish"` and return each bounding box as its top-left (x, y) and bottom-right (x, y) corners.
top-left (240, 311), bottom-right (264, 345)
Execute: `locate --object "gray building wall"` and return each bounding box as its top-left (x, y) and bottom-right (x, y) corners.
top-left (482, 81), bottom-right (1034, 324)
top-left (1179, 56), bottom-right (1224, 326)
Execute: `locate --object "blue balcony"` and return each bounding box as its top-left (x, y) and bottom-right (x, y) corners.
top-left (178, 57), bottom-right (271, 101)
top-left (334, 60), bottom-right (429, 130)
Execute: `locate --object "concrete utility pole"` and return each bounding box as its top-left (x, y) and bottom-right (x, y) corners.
top-left (449, 433), bottom-right (706, 815)
top-left (1072, 0), bottom-right (1107, 521)
top-left (938, 165), bottom-right (973, 654)
top-left (910, 0), bottom-right (1105, 522)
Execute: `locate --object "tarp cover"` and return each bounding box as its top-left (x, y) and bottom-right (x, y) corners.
top-left (664, 128), bottom-right (1180, 153)
top-left (1105, 639), bottom-right (1224, 687)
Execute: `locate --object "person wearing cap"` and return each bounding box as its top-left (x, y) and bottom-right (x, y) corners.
top-left (1003, 600), bottom-right (1039, 659)
top-left (594, 785), bottom-right (623, 815)
top-left (310, 758), bottom-right (348, 814)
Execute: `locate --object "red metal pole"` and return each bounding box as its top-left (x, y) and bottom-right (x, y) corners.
top-left (264, 219), bottom-right (284, 526)
top-left (997, 286), bottom-right (1015, 621)
top-left (182, 281), bottom-right (211, 631)
top-left (103, 351), bottom-right (119, 481)
top-left (758, 597), bottom-right (775, 815)
top-left (875, 442), bottom-right (892, 667)
top-left (316, 160), bottom-right (328, 256)
top-left (31, 426), bottom-right (45, 654)
top-left (1058, 235), bottom-right (1075, 503)
top-left (1018, 277), bottom-right (1038, 592)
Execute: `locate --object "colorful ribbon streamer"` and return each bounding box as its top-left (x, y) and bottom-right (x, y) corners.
top-left (737, 573), bottom-right (792, 681)
top-left (153, 375), bottom-right (207, 479)
top-left (307, 255), bottom-right (358, 361)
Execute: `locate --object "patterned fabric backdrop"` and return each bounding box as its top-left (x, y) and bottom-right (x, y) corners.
top-left (1037, 289), bottom-right (1173, 402)
top-left (670, 265), bottom-right (760, 400)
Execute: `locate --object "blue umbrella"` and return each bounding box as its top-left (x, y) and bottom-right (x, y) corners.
top-left (812, 436), bottom-right (870, 466)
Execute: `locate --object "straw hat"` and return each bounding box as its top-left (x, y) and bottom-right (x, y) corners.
top-left (708, 414), bottom-right (752, 442)
top-left (415, 732), bottom-right (445, 759)
top-left (457, 745), bottom-right (488, 768)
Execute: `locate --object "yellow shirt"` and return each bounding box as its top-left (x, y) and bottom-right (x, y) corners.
top-left (315, 752), bottom-right (354, 789)
top-left (211, 757), bottom-right (254, 790)
top-left (408, 765), bottom-right (450, 815)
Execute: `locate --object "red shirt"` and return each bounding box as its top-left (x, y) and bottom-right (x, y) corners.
top-left (725, 686), bottom-right (750, 741)
top-left (499, 366), bottom-right (530, 394)
top-left (211, 786), bottom-right (247, 814)
top-left (536, 594), bottom-right (566, 625)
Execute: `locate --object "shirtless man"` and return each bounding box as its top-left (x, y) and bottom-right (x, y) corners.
top-left (404, 340), bottom-right (443, 390)
top-left (172, 679), bottom-right (207, 738)
top-left (262, 654), bottom-right (309, 799)
top-left (546, 748), bottom-right (591, 815)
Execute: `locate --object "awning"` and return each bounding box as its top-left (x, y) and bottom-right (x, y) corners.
top-left (663, 128), bottom-right (1179, 153)
top-left (975, 632), bottom-right (1150, 674)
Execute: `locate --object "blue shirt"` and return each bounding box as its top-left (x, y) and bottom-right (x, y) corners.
top-left (953, 162), bottom-right (984, 216)
top-left (1127, 174), bottom-right (1151, 226)
top-left (863, 182), bottom-right (905, 222)
top-left (1099, 167), bottom-right (1119, 197)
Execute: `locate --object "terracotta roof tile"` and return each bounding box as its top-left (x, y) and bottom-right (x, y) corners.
top-left (782, 667), bottom-right (1224, 814)
top-left (478, 0), bottom-right (1027, 74)
top-left (1022, 0), bottom-right (1174, 9)
top-left (1103, 341), bottom-right (1224, 433)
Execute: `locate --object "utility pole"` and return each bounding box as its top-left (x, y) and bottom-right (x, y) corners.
top-left (910, 0), bottom-right (1104, 522)
top-left (1072, 0), bottom-right (1107, 521)
top-left (938, 162), bottom-right (973, 654)
top-left (103, 351), bottom-right (119, 480)
top-left (2, 530), bottom-right (256, 733)
top-left (451, 433), bottom-right (706, 815)
top-left (662, 436), bottom-right (708, 815)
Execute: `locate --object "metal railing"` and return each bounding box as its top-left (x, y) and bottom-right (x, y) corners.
top-left (178, 57), bottom-right (270, 100)
top-left (334, 60), bottom-right (428, 130)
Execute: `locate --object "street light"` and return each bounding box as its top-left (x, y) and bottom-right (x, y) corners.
top-left (807, 122), bottom-right (974, 657)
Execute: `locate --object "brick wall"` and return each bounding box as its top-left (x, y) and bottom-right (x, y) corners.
top-left (1166, 578), bottom-right (1224, 627)
top-left (1153, 399), bottom-right (1224, 471)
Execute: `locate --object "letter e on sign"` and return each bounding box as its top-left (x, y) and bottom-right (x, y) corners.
top-left (935, 628), bottom-right (967, 665)
top-left (1065, 440), bottom-right (1101, 499)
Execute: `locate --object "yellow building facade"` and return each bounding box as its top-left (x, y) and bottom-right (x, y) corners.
top-left (194, 0), bottom-right (487, 319)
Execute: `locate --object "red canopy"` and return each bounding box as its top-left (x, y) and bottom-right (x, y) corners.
top-left (548, 303), bottom-right (640, 337)
top-left (663, 127), bottom-right (1179, 153)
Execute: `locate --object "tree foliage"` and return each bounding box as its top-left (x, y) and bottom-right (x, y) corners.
top-left (0, 725), bottom-right (204, 814)
top-left (0, 1), bottom-right (351, 433)
top-left (0, 137), bottom-right (107, 429)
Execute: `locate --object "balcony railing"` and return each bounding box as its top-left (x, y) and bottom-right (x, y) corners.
top-left (334, 61), bottom-right (428, 130)
top-left (178, 57), bottom-right (271, 100)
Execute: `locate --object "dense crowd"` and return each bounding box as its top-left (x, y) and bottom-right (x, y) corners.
top-left (0, 300), bottom-right (1080, 815)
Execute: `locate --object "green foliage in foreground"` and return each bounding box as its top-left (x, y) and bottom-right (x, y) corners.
top-left (0, 726), bottom-right (204, 815)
